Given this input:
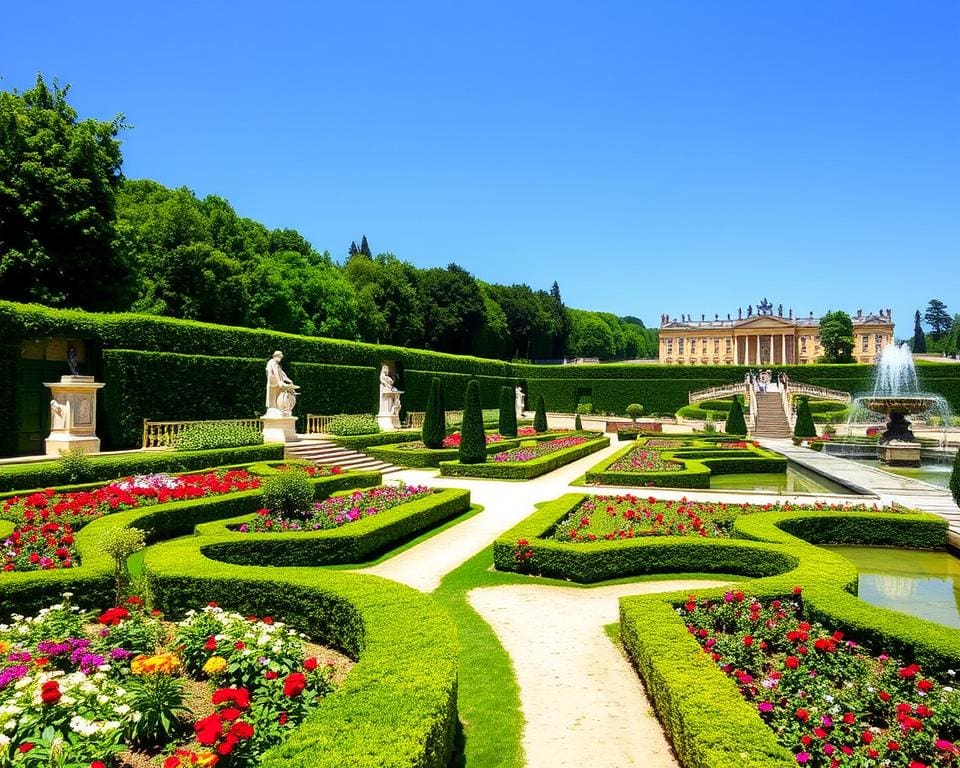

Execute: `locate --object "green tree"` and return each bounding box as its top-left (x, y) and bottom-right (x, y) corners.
top-left (794, 396), bottom-right (817, 438)
top-left (924, 299), bottom-right (952, 341)
top-left (533, 394), bottom-right (548, 433)
top-left (913, 310), bottom-right (927, 353)
top-left (421, 378), bottom-right (444, 449)
top-left (417, 264), bottom-right (487, 354)
top-left (566, 309), bottom-right (617, 359)
top-left (345, 252), bottom-right (424, 346)
top-left (498, 385), bottom-right (518, 437)
top-left (459, 380), bottom-right (486, 464)
top-left (817, 311), bottom-right (855, 363)
top-left (0, 75), bottom-right (132, 308)
top-left (725, 396), bottom-right (747, 435)
top-left (359, 235), bottom-right (372, 258)
top-left (574, 412), bottom-right (583, 431)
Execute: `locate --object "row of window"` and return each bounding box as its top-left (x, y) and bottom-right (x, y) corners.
top-left (665, 338), bottom-right (733, 355)
top-left (664, 334), bottom-right (891, 357)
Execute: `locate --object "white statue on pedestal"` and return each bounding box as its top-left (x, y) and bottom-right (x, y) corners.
top-left (265, 351), bottom-right (299, 417)
top-left (515, 385), bottom-right (526, 418)
top-left (379, 365), bottom-right (403, 417)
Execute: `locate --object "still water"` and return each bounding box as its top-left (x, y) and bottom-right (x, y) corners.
top-left (822, 546), bottom-right (960, 628)
top-left (708, 463), bottom-right (857, 495)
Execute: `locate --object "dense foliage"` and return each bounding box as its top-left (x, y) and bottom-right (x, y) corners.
top-left (0, 75), bottom-right (656, 361)
top-left (172, 422), bottom-right (263, 452)
top-left (817, 311), bottom-right (855, 363)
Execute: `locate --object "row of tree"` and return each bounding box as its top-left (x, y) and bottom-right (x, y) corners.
top-left (911, 300), bottom-right (959, 357)
top-left (0, 76), bottom-right (656, 361)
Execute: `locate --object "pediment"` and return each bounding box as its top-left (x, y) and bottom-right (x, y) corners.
top-left (735, 315), bottom-right (796, 329)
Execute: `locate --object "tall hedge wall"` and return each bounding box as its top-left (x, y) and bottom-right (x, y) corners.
top-left (4, 301), bottom-right (960, 454)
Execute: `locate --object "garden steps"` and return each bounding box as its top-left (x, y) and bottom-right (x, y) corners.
top-left (751, 392), bottom-right (792, 438)
top-left (284, 437), bottom-right (400, 474)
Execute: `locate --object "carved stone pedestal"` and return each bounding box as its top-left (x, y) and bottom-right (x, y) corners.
top-left (44, 375), bottom-right (105, 456)
top-left (878, 441), bottom-right (922, 467)
top-left (377, 414), bottom-right (401, 432)
top-left (261, 413), bottom-right (299, 444)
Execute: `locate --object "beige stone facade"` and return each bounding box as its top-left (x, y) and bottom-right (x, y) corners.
top-left (658, 307), bottom-right (894, 365)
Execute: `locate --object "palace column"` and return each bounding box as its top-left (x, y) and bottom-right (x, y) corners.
top-left (781, 334), bottom-right (787, 365)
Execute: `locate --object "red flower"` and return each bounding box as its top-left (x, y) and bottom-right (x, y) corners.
top-left (283, 672), bottom-right (306, 698)
top-left (917, 679), bottom-right (934, 692)
top-left (234, 641), bottom-right (245, 650)
top-left (98, 606), bottom-right (129, 625)
top-left (220, 707), bottom-right (241, 722)
top-left (230, 721), bottom-right (254, 740)
top-left (304, 657), bottom-right (318, 671)
top-left (211, 687), bottom-right (251, 709)
top-left (204, 636), bottom-right (218, 651)
top-left (216, 736), bottom-right (237, 756)
top-left (264, 670), bottom-right (278, 680)
top-left (18, 743), bottom-right (34, 754)
top-left (195, 714), bottom-right (223, 746)
top-left (785, 656), bottom-right (799, 669)
top-left (278, 712), bottom-right (288, 725)
top-left (91, 762), bottom-right (107, 768)
top-left (40, 680), bottom-right (61, 705)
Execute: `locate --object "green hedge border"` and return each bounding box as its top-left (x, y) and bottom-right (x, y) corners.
top-left (0, 444), bottom-right (285, 493)
top-left (438, 435), bottom-right (610, 479)
top-left (493, 495), bottom-right (957, 768)
top-left (191, 487), bottom-right (471, 566)
top-left (367, 438), bottom-right (527, 468)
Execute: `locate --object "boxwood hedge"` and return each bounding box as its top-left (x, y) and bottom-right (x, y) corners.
top-left (439, 435), bottom-right (610, 479)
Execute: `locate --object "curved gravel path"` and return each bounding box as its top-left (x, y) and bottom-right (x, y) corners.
top-left (468, 580), bottom-right (728, 768)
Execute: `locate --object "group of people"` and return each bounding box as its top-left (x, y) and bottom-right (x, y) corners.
top-left (745, 369), bottom-right (789, 393)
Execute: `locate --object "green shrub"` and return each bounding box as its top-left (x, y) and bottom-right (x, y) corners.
top-left (533, 394), bottom-right (548, 432)
top-left (100, 527), bottom-right (147, 605)
top-left (56, 446), bottom-right (95, 484)
top-left (724, 396), bottom-right (747, 434)
top-left (951, 447), bottom-right (960, 507)
top-left (260, 469), bottom-right (315, 517)
top-left (575, 413), bottom-right (583, 431)
top-left (459, 380), bottom-right (486, 464)
top-left (625, 403), bottom-right (644, 421)
top-left (499, 385), bottom-right (518, 437)
top-left (421, 377), bottom-right (444, 449)
top-left (794, 396), bottom-right (817, 438)
top-left (575, 403), bottom-right (592, 415)
top-left (326, 414), bottom-right (381, 436)
top-left (173, 422), bottom-right (263, 451)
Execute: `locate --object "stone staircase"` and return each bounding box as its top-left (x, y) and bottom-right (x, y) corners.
top-left (751, 392), bottom-right (793, 438)
top-left (284, 437), bottom-right (400, 474)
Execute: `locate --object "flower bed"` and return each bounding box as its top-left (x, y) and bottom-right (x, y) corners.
top-left (440, 432), bottom-right (504, 448)
top-left (607, 448), bottom-right (684, 472)
top-left (439, 434), bottom-right (610, 480)
top-left (681, 590), bottom-right (960, 767)
top-left (2, 472), bottom-right (260, 572)
top-left (0, 596), bottom-right (340, 768)
top-left (239, 485), bottom-right (433, 533)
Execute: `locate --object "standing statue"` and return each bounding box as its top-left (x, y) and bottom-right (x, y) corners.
top-left (515, 385), bottom-right (526, 418)
top-left (67, 345), bottom-right (80, 376)
top-left (379, 364), bottom-right (403, 417)
top-left (265, 351), bottom-right (299, 416)
top-left (777, 303), bottom-right (783, 317)
top-left (747, 305), bottom-right (753, 317)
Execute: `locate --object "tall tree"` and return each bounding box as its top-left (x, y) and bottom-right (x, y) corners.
top-left (0, 75), bottom-right (132, 309)
top-left (725, 396), bottom-right (747, 435)
top-left (913, 310), bottom-right (928, 353)
top-left (459, 380), bottom-right (486, 464)
top-left (359, 235), bottom-right (372, 258)
top-left (817, 311), bottom-right (855, 363)
top-left (416, 264), bottom-right (486, 354)
top-left (348, 241), bottom-right (358, 256)
top-left (924, 299), bottom-right (952, 341)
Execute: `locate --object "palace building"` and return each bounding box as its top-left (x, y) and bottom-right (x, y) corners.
top-left (657, 300), bottom-right (894, 366)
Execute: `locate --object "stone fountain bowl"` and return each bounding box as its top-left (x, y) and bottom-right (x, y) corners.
top-left (860, 396), bottom-right (937, 415)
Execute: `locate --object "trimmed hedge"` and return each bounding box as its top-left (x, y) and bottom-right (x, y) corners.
top-left (194, 488), bottom-right (471, 566)
top-left (490, 495), bottom-right (956, 768)
top-left (367, 438), bottom-right (524, 468)
top-left (584, 438), bottom-right (784, 488)
top-left (440, 435), bottom-right (610, 479)
top-left (0, 444), bottom-right (285, 493)
top-left (329, 430), bottom-right (421, 451)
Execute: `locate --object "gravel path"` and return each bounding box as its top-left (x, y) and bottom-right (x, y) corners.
top-left (468, 580), bottom-right (728, 768)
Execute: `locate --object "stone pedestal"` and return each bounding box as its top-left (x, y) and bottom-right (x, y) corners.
top-left (378, 414), bottom-right (401, 432)
top-left (261, 413), bottom-right (299, 444)
top-left (878, 441), bottom-right (922, 467)
top-left (44, 375), bottom-right (105, 456)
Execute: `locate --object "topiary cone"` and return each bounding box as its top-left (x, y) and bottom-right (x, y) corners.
top-left (499, 385), bottom-right (518, 437)
top-left (794, 396), bottom-right (817, 439)
top-left (459, 380), bottom-right (486, 464)
top-left (725, 396), bottom-right (747, 435)
top-left (534, 394), bottom-right (548, 433)
top-left (422, 377), bottom-right (444, 449)
top-left (950, 445), bottom-right (960, 508)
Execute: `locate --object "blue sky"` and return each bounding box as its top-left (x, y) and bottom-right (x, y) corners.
top-left (2, 1), bottom-right (958, 334)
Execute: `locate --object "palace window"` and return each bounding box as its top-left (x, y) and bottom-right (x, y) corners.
top-left (714, 338), bottom-right (720, 354)
top-left (678, 338), bottom-right (684, 355)
top-left (666, 338), bottom-right (673, 353)
top-left (861, 334), bottom-right (869, 352)
top-left (725, 338), bottom-right (732, 354)
top-left (800, 336), bottom-right (807, 353)
top-left (875, 334), bottom-right (884, 349)
top-left (691, 338), bottom-right (697, 354)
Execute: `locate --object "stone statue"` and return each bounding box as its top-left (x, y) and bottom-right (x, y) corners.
top-left (747, 305), bottom-right (753, 317)
top-left (778, 303), bottom-right (783, 316)
top-left (50, 399), bottom-right (68, 429)
top-left (738, 307), bottom-right (742, 320)
top-left (758, 298), bottom-right (773, 315)
top-left (67, 345), bottom-right (80, 376)
top-left (265, 351), bottom-right (299, 416)
top-left (379, 365), bottom-right (402, 417)
top-left (515, 385), bottom-right (525, 418)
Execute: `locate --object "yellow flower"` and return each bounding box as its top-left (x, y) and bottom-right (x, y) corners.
top-left (131, 652), bottom-right (180, 676)
top-left (195, 753), bottom-right (218, 768)
top-left (0, 641), bottom-right (9, 655)
top-left (202, 656), bottom-right (228, 676)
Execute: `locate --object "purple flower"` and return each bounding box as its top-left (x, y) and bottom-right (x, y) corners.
top-left (0, 665), bottom-right (28, 689)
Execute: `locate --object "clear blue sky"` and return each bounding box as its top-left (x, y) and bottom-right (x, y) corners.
top-left (2, 1), bottom-right (958, 335)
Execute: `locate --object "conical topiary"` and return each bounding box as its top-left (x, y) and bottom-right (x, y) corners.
top-left (950, 445), bottom-right (960, 507)
top-left (438, 378), bottom-right (447, 435)
top-left (499, 385), bottom-right (518, 437)
top-left (725, 396), bottom-right (747, 435)
top-left (794, 396), bottom-right (817, 439)
top-left (459, 380), bottom-right (486, 464)
top-left (575, 412), bottom-right (583, 431)
top-left (421, 377), bottom-right (444, 449)
top-left (533, 394), bottom-right (548, 433)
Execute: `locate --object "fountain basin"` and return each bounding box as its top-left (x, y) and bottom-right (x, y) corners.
top-left (878, 441), bottom-right (922, 467)
top-left (860, 396), bottom-right (938, 415)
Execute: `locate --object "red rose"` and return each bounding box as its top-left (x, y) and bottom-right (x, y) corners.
top-left (283, 672), bottom-right (306, 698)
top-left (212, 687), bottom-right (251, 709)
top-left (230, 721), bottom-right (254, 740)
top-left (278, 712), bottom-right (288, 725)
top-left (195, 713), bottom-right (223, 746)
top-left (40, 680), bottom-right (61, 705)
top-left (918, 679), bottom-right (934, 692)
top-left (234, 641), bottom-right (245, 650)
top-left (304, 657), bottom-right (318, 671)
top-left (220, 707), bottom-right (241, 722)
top-left (216, 735), bottom-right (237, 756)
top-left (91, 762), bottom-right (107, 768)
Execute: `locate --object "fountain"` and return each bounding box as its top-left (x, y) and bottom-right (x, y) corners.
top-left (849, 344), bottom-right (951, 467)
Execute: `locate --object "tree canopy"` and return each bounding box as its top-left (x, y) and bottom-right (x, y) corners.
top-left (924, 299), bottom-right (952, 341)
top-left (817, 310), bottom-right (855, 363)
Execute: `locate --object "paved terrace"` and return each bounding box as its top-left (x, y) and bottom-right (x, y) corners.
top-left (759, 438), bottom-right (960, 537)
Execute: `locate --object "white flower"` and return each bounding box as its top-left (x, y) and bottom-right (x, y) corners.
top-left (102, 721), bottom-right (121, 732)
top-left (3, 720), bottom-right (16, 732)
top-left (70, 716), bottom-right (99, 737)
top-left (0, 734), bottom-right (10, 747)
top-left (114, 704), bottom-right (130, 716)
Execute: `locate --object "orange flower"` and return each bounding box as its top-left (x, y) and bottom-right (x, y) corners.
top-left (131, 651), bottom-right (180, 676)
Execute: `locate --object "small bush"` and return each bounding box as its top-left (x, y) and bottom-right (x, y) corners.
top-left (534, 394), bottom-right (548, 433)
top-left (173, 422), bottom-right (262, 451)
top-left (703, 421), bottom-right (717, 434)
top-left (100, 527), bottom-right (147, 604)
top-left (326, 414), bottom-right (381, 436)
top-left (626, 403), bottom-right (644, 421)
top-left (575, 413), bottom-right (583, 431)
top-left (261, 469), bottom-right (315, 517)
top-left (576, 403), bottom-right (593, 415)
top-left (56, 447), bottom-right (95, 483)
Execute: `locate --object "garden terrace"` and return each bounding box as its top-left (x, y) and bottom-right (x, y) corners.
top-left (585, 436), bottom-right (787, 488)
top-left (439, 433), bottom-right (609, 480)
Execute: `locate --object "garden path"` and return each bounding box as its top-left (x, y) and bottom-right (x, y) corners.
top-left (468, 579), bottom-right (727, 768)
